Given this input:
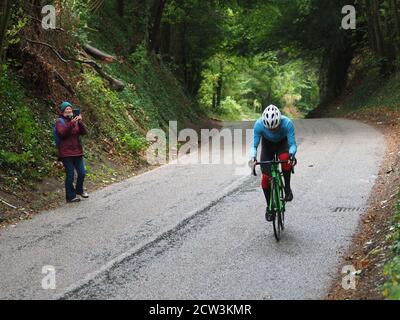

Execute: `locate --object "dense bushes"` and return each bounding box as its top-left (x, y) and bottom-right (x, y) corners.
top-left (0, 67), bottom-right (53, 181)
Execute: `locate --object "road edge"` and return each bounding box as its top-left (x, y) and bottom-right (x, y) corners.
top-left (326, 109), bottom-right (400, 300)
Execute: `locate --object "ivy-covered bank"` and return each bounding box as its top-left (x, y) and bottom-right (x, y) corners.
top-left (0, 68), bottom-right (54, 183)
top-left (383, 195), bottom-right (400, 300)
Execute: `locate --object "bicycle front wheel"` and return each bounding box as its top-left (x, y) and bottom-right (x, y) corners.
top-left (278, 174), bottom-right (285, 230)
top-left (270, 179), bottom-right (282, 242)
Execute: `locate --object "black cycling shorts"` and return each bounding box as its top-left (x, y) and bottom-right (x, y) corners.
top-left (260, 137), bottom-right (289, 174)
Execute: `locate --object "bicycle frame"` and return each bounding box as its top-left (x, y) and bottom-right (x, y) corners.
top-left (269, 161), bottom-right (285, 213)
top-left (251, 156), bottom-right (288, 209)
top-left (251, 155), bottom-right (296, 241)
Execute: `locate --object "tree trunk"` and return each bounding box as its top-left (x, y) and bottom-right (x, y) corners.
top-left (212, 91), bottom-right (217, 110)
top-left (128, 0), bottom-right (149, 53)
top-left (389, 0), bottom-right (400, 70)
top-left (364, 0), bottom-right (391, 73)
top-left (389, 0), bottom-right (400, 41)
top-left (160, 22), bottom-right (171, 56)
top-left (215, 61), bottom-right (224, 109)
top-left (366, 0), bottom-right (383, 55)
top-left (318, 43), bottom-right (354, 107)
top-left (363, 0), bottom-right (377, 53)
top-left (83, 44), bottom-right (115, 63)
top-left (149, 0), bottom-right (167, 53)
top-left (0, 0), bottom-right (12, 64)
top-left (181, 21), bottom-right (188, 88)
top-left (116, 0), bottom-right (124, 17)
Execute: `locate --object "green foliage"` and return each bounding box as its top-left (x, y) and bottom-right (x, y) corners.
top-left (216, 96), bottom-right (259, 121)
top-left (76, 71), bottom-right (148, 157)
top-left (0, 70), bottom-right (53, 180)
top-left (337, 70), bottom-right (400, 117)
top-left (0, 150), bottom-right (34, 166)
top-left (82, 0), bottom-right (141, 54)
top-left (198, 52), bottom-right (319, 120)
top-left (121, 133), bottom-right (147, 154)
top-left (67, 0), bottom-right (92, 43)
top-left (5, 7), bottom-right (27, 46)
top-left (76, 43), bottom-right (199, 159)
top-left (383, 196), bottom-right (400, 300)
top-left (383, 257), bottom-right (400, 300)
top-left (226, 2), bottom-right (282, 54)
top-left (128, 42), bottom-right (152, 68)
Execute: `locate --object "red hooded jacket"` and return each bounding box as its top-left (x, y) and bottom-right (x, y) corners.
top-left (56, 116), bottom-right (88, 159)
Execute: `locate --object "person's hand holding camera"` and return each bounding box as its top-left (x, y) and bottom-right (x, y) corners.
top-left (72, 114), bottom-right (82, 123)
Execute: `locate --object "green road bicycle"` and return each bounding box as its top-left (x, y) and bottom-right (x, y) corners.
top-left (252, 155), bottom-right (297, 241)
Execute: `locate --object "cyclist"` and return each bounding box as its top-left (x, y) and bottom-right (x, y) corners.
top-left (250, 104), bottom-right (297, 221)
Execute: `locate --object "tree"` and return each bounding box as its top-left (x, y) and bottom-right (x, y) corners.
top-left (363, 0), bottom-right (400, 73)
top-left (116, 0), bottom-right (124, 17)
top-left (0, 0), bottom-right (12, 64)
top-left (229, 0), bottom-right (359, 106)
top-left (149, 0), bottom-right (167, 53)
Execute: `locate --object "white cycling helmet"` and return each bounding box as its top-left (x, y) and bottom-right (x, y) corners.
top-left (262, 104), bottom-right (282, 129)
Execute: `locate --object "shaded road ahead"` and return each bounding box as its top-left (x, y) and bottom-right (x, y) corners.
top-left (0, 119), bottom-right (385, 299)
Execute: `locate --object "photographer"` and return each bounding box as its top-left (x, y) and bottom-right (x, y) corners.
top-left (56, 101), bottom-right (89, 203)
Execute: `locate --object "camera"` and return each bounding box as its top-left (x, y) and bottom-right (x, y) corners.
top-left (73, 108), bottom-right (81, 118)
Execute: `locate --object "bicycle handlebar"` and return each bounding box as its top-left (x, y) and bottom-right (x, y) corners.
top-left (251, 158), bottom-right (297, 176)
top-left (255, 160), bottom-right (289, 165)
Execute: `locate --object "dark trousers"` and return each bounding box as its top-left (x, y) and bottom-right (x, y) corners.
top-left (61, 156), bottom-right (86, 201)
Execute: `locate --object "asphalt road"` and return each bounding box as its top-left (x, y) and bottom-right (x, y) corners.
top-left (0, 119), bottom-right (385, 299)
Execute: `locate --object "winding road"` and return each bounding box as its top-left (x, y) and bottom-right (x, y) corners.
top-left (0, 119), bottom-right (385, 299)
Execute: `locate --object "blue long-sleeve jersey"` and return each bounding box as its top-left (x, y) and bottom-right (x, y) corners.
top-left (251, 115), bottom-right (297, 159)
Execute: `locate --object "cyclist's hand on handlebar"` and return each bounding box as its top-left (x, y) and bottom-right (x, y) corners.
top-left (249, 157), bottom-right (257, 176)
top-left (248, 157), bottom-right (257, 168)
top-left (288, 154), bottom-right (297, 166)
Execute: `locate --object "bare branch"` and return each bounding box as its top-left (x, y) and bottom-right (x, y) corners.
top-left (26, 15), bottom-right (65, 32)
top-left (25, 38), bottom-right (69, 63)
top-left (24, 38), bottom-right (125, 91)
top-left (0, 198), bottom-right (17, 209)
